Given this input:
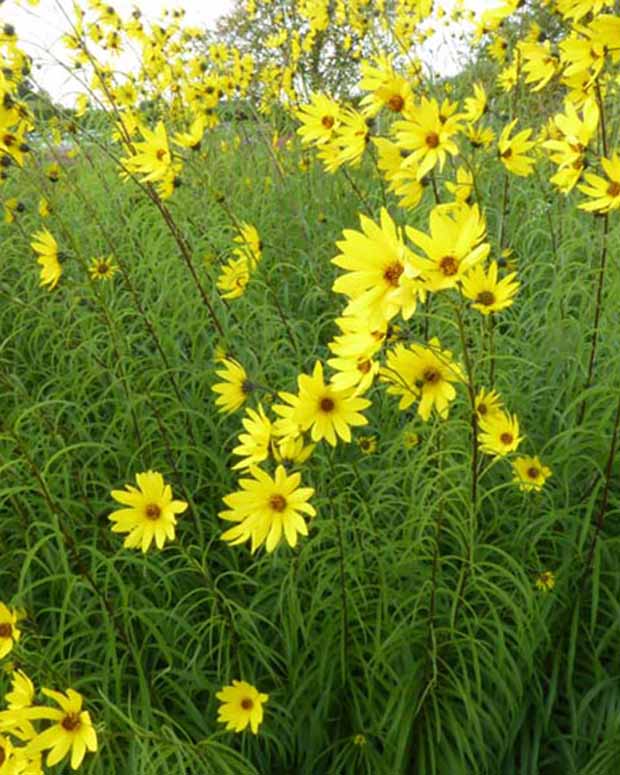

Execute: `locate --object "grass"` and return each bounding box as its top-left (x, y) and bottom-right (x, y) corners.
top-left (0, 113), bottom-right (619, 775)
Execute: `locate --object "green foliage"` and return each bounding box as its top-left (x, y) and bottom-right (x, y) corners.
top-left (0, 108), bottom-right (619, 775)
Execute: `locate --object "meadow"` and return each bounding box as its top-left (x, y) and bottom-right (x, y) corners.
top-left (1, 1), bottom-right (620, 773)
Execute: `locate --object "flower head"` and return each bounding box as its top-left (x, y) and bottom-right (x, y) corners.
top-left (0, 603), bottom-right (20, 660)
top-left (31, 229), bottom-right (62, 290)
top-left (88, 255), bottom-right (118, 281)
top-left (478, 411), bottom-right (523, 457)
top-left (212, 358), bottom-right (254, 414)
top-left (535, 570), bottom-right (556, 592)
top-left (461, 261), bottom-right (519, 315)
top-left (220, 465), bottom-right (315, 553)
top-left (382, 338), bottom-right (464, 421)
top-left (109, 471), bottom-right (188, 552)
top-left (284, 361), bottom-right (370, 446)
top-left (498, 119), bottom-right (537, 177)
top-left (216, 680), bottom-right (268, 734)
top-left (512, 455), bottom-right (552, 492)
top-left (578, 152), bottom-right (620, 213)
top-left (23, 688), bottom-right (97, 771)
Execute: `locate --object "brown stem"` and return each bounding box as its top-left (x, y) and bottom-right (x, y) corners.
top-left (577, 214), bottom-right (609, 425)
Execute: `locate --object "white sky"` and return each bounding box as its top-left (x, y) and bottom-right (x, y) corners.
top-left (3, 0), bottom-right (494, 105)
top-left (3, 0), bottom-right (234, 103)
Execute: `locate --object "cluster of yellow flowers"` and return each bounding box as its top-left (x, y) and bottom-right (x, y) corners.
top-left (0, 602), bottom-right (97, 772)
top-left (3, 0), bottom-right (619, 755)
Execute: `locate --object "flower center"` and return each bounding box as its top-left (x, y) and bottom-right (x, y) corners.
top-left (477, 402), bottom-right (487, 415)
top-left (383, 261), bottom-right (404, 286)
top-left (61, 713), bottom-right (82, 732)
top-left (156, 148), bottom-right (167, 161)
top-left (241, 697), bottom-right (254, 710)
top-left (321, 115), bottom-right (334, 129)
top-left (269, 494), bottom-right (287, 512)
top-left (98, 263), bottom-right (109, 274)
top-left (500, 432), bottom-right (513, 445)
top-left (145, 503), bottom-right (161, 520)
top-left (387, 94), bottom-right (404, 112)
top-left (476, 290), bottom-right (495, 306)
top-left (0, 623), bottom-right (12, 638)
top-left (501, 148), bottom-right (513, 159)
top-left (357, 359), bottom-right (371, 374)
top-left (439, 256), bottom-right (458, 276)
top-left (425, 131), bottom-right (439, 148)
top-left (527, 467), bottom-right (540, 479)
top-left (0, 746), bottom-right (5, 766)
top-left (423, 368), bottom-right (440, 384)
top-left (320, 396), bottom-right (335, 413)
top-left (241, 379), bottom-right (254, 395)
top-left (607, 181), bottom-right (620, 197)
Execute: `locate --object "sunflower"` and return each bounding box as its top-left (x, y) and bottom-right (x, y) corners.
top-left (461, 261), bottom-right (519, 315)
top-left (296, 93), bottom-right (341, 147)
top-left (88, 255), bottom-right (118, 281)
top-left (0, 603), bottom-right (20, 659)
top-left (393, 96), bottom-right (462, 180)
top-left (497, 119), bottom-right (537, 177)
top-left (286, 361), bottom-right (370, 446)
top-left (231, 404), bottom-right (272, 470)
top-left (31, 229), bottom-right (62, 290)
top-left (212, 358), bottom-right (254, 413)
top-left (216, 256), bottom-right (250, 300)
top-left (216, 681), bottom-right (269, 734)
top-left (21, 688), bottom-right (97, 770)
top-left (108, 471), bottom-right (188, 553)
top-left (405, 204), bottom-right (490, 292)
top-left (512, 455), bottom-right (552, 492)
top-left (220, 465), bottom-right (315, 553)
top-left (382, 338), bottom-right (464, 421)
top-left (478, 411), bottom-right (523, 457)
top-left (332, 207), bottom-right (420, 328)
top-left (578, 153), bottom-right (620, 213)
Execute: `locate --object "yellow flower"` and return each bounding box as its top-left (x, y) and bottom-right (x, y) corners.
top-left (216, 680), bottom-right (268, 734)
top-left (220, 465), bottom-right (315, 553)
top-left (578, 153), bottom-right (620, 213)
top-left (88, 255), bottom-right (118, 281)
top-left (478, 411), bottom-right (523, 457)
top-left (461, 261), bottom-right (519, 315)
top-left (281, 361), bottom-right (370, 446)
top-left (172, 115), bottom-right (206, 151)
top-left (231, 404), bottom-right (272, 470)
top-left (333, 107), bottom-right (370, 167)
top-left (475, 388), bottom-right (503, 422)
top-left (296, 93), bottom-right (341, 147)
top-left (31, 229), bottom-right (62, 291)
top-left (356, 435), bottom-right (377, 454)
top-left (0, 603), bottom-right (20, 659)
top-left (109, 471), bottom-right (188, 553)
top-left (216, 257), bottom-right (250, 300)
top-left (405, 203), bottom-right (489, 292)
top-left (393, 96), bottom-right (462, 179)
top-left (535, 570), bottom-right (556, 592)
top-left (332, 208), bottom-right (421, 328)
top-left (382, 338), bottom-right (464, 421)
top-left (498, 119), bottom-right (537, 177)
top-left (512, 456), bottom-right (552, 492)
top-left (22, 688), bottom-right (97, 771)
top-left (463, 82), bottom-right (487, 123)
top-left (445, 167), bottom-right (473, 203)
top-left (212, 358), bottom-right (254, 414)
top-left (519, 40), bottom-right (558, 92)
top-left (233, 222), bottom-right (262, 268)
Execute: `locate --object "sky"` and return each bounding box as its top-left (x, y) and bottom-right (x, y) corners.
top-left (4, 0), bottom-right (493, 105)
top-left (4, 0), bottom-right (235, 103)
